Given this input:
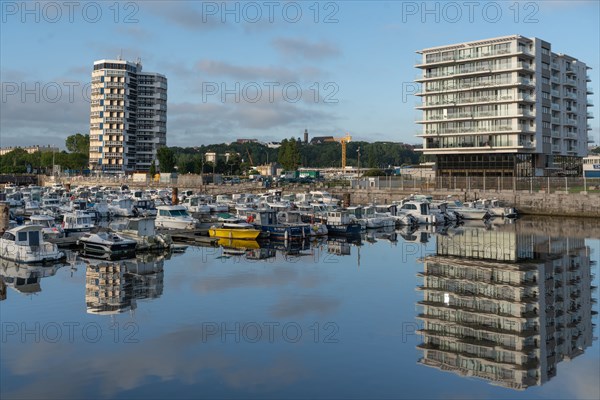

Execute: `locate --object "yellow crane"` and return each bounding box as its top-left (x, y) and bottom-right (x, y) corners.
top-left (334, 133), bottom-right (352, 169)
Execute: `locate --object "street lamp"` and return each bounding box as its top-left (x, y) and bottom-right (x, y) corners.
top-left (356, 146), bottom-right (361, 178)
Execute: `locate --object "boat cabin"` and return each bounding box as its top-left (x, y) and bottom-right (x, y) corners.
top-left (2, 225), bottom-right (44, 247)
top-left (327, 211), bottom-right (352, 226)
top-left (400, 201), bottom-right (431, 216)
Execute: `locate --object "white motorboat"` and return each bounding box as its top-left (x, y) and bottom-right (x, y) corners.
top-left (119, 218), bottom-right (173, 251)
top-left (109, 197), bottom-right (135, 217)
top-left (62, 210), bottom-right (95, 237)
top-left (0, 225), bottom-right (65, 263)
top-left (28, 214), bottom-right (64, 239)
top-left (78, 232), bottom-right (137, 255)
top-left (397, 200), bottom-right (441, 225)
top-left (155, 205), bottom-right (199, 230)
top-left (181, 195), bottom-right (211, 214)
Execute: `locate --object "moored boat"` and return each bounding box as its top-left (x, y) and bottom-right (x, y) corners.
top-left (78, 232), bottom-right (137, 256)
top-left (209, 223), bottom-right (261, 240)
top-left (0, 225), bottom-right (65, 263)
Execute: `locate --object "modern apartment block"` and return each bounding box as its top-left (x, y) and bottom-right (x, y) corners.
top-left (416, 224), bottom-right (595, 389)
top-left (416, 35), bottom-right (593, 177)
top-left (89, 59), bottom-right (167, 174)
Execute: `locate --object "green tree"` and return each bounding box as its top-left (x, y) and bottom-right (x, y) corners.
top-left (362, 168), bottom-right (386, 177)
top-left (157, 147), bottom-right (176, 173)
top-left (150, 160), bottom-right (157, 176)
top-left (278, 137), bottom-right (301, 171)
top-left (65, 133), bottom-right (89, 154)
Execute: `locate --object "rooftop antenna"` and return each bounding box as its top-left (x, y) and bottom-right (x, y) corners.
top-left (117, 49), bottom-right (123, 61)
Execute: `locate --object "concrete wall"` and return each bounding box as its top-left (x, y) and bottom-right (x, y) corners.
top-left (327, 187), bottom-right (600, 218)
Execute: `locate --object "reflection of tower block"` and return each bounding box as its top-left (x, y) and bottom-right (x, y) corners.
top-left (327, 240), bottom-right (350, 256)
top-left (85, 262), bottom-right (131, 314)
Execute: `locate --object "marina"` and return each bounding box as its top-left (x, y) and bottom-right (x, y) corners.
top-left (0, 214), bottom-right (598, 399)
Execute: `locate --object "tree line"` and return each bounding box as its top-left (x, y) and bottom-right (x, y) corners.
top-left (161, 139), bottom-right (421, 174)
top-left (0, 133), bottom-right (89, 174)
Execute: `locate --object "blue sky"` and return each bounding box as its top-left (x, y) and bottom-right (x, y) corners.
top-left (1, 0), bottom-right (599, 148)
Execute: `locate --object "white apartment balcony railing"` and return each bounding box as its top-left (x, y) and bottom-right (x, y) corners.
top-left (551, 76), bottom-right (560, 84)
top-left (551, 90), bottom-right (560, 97)
top-left (520, 141), bottom-right (535, 148)
top-left (104, 153), bottom-right (122, 158)
top-left (551, 62), bottom-right (559, 70)
top-left (588, 99), bottom-right (594, 107)
top-left (567, 148), bottom-right (578, 153)
top-left (564, 77), bottom-right (577, 86)
top-left (565, 92), bottom-right (577, 100)
top-left (105, 117), bottom-right (124, 123)
top-left (587, 112), bottom-right (594, 119)
top-left (418, 62), bottom-right (535, 80)
top-left (417, 48), bottom-right (521, 67)
top-left (565, 132), bottom-right (578, 139)
top-left (552, 144), bottom-right (561, 152)
top-left (587, 124), bottom-right (592, 130)
top-left (106, 71), bottom-right (125, 77)
top-left (106, 94), bottom-right (124, 100)
top-left (104, 129), bottom-right (123, 134)
top-left (551, 117), bottom-right (561, 124)
top-left (551, 130), bottom-right (561, 137)
top-left (564, 118), bottom-right (577, 126)
top-left (104, 141), bottom-right (123, 146)
top-left (587, 87), bottom-right (594, 94)
top-left (105, 106), bottom-right (123, 112)
top-left (105, 82), bottom-right (125, 88)
top-left (551, 103), bottom-right (560, 111)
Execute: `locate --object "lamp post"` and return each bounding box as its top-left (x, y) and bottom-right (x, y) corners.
top-left (357, 146), bottom-right (361, 178)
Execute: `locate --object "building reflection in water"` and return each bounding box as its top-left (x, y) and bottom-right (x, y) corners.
top-left (85, 253), bottom-right (165, 315)
top-left (416, 221), bottom-right (597, 390)
top-left (0, 260), bottom-right (64, 299)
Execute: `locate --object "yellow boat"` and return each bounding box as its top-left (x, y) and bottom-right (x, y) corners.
top-left (208, 223), bottom-right (261, 240)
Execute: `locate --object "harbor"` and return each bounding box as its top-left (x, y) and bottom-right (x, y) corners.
top-left (1, 212), bottom-right (598, 399)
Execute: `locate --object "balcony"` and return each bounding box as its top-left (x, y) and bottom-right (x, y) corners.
top-left (565, 92), bottom-right (577, 100)
top-left (564, 118), bottom-right (577, 125)
top-left (105, 106), bottom-right (123, 112)
top-left (551, 76), bottom-right (560, 84)
top-left (104, 152), bottom-right (122, 158)
top-left (551, 62), bottom-right (559, 70)
top-left (551, 130), bottom-right (561, 137)
top-left (588, 100), bottom-right (594, 107)
top-left (551, 117), bottom-right (561, 124)
top-left (105, 117), bottom-right (124, 123)
top-left (106, 94), bottom-right (124, 100)
top-left (587, 112), bottom-right (594, 119)
top-left (564, 77), bottom-right (577, 86)
top-left (552, 144), bottom-right (561, 152)
top-left (551, 90), bottom-right (560, 97)
top-left (587, 87), bottom-right (594, 95)
top-left (105, 82), bottom-right (124, 88)
top-left (551, 103), bottom-right (560, 111)
top-left (104, 129), bottom-right (123, 134)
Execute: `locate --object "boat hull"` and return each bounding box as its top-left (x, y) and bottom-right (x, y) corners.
top-left (209, 228), bottom-right (261, 240)
top-left (326, 223), bottom-right (362, 236)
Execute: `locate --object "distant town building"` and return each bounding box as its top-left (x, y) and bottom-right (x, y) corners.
top-left (416, 35), bottom-right (593, 177)
top-left (205, 152), bottom-right (217, 163)
top-left (310, 136), bottom-right (335, 145)
top-left (236, 139), bottom-right (259, 144)
top-left (265, 142), bottom-right (281, 149)
top-left (255, 163), bottom-right (280, 176)
top-left (0, 145), bottom-right (58, 156)
top-left (89, 59), bottom-right (167, 174)
top-left (304, 129), bottom-right (309, 144)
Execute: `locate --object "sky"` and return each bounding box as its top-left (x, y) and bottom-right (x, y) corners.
top-left (1, 0), bottom-right (599, 149)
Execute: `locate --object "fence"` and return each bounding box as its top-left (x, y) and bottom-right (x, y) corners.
top-left (352, 176), bottom-right (600, 194)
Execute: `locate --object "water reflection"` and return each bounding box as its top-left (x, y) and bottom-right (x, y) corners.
top-left (416, 220), bottom-right (596, 390)
top-left (0, 260), bottom-right (64, 298)
top-left (84, 253), bottom-right (165, 315)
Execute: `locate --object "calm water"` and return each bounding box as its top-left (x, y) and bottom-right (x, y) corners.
top-left (1, 217), bottom-right (599, 399)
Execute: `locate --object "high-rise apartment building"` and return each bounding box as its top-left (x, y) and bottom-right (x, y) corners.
top-left (416, 35), bottom-right (593, 177)
top-left (89, 59), bottom-right (167, 174)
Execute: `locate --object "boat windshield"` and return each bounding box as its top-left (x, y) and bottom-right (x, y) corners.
top-left (169, 209), bottom-right (189, 217)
